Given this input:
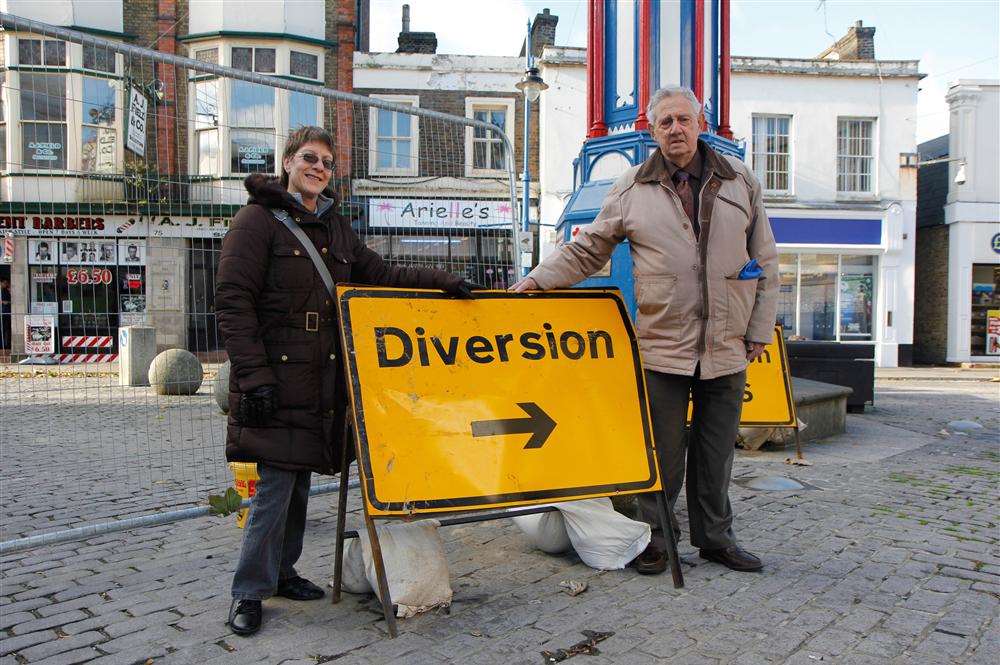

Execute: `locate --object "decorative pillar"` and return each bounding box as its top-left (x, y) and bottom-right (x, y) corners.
top-left (693, 0), bottom-right (704, 103)
top-left (586, 0), bottom-right (594, 136)
top-left (588, 0), bottom-right (607, 137)
top-left (717, 0), bottom-right (733, 139)
top-left (635, 0), bottom-right (652, 131)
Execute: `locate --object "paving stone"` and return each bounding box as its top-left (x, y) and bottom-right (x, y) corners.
top-left (8, 610), bottom-right (89, 636)
top-left (17, 632), bottom-right (105, 662)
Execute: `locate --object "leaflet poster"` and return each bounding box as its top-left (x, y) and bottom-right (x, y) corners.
top-left (24, 315), bottom-right (56, 355)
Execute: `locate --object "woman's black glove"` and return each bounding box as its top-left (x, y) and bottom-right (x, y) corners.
top-left (237, 385), bottom-right (276, 426)
top-left (448, 280), bottom-right (486, 299)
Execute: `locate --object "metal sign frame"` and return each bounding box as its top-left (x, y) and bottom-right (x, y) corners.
top-left (331, 287), bottom-right (684, 637)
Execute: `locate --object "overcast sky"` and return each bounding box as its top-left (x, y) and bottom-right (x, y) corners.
top-left (367, 0), bottom-right (1000, 143)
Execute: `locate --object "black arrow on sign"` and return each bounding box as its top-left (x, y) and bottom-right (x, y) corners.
top-left (471, 402), bottom-right (557, 450)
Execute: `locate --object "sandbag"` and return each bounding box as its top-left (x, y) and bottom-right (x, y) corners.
top-left (338, 538), bottom-right (371, 594)
top-left (511, 509), bottom-right (572, 554)
top-left (355, 519), bottom-right (452, 618)
top-left (558, 498), bottom-right (650, 570)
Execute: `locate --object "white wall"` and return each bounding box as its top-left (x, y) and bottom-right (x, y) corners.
top-left (1, 0), bottom-right (123, 33)
top-left (354, 53), bottom-right (524, 91)
top-left (538, 46), bottom-right (587, 254)
top-left (188, 0), bottom-right (325, 41)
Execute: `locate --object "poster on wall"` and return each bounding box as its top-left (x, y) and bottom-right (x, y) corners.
top-left (28, 239), bottom-right (57, 265)
top-left (24, 315), bottom-right (55, 355)
top-left (117, 240), bottom-right (146, 265)
top-left (987, 310), bottom-right (1000, 356)
top-left (61, 240), bottom-right (117, 265)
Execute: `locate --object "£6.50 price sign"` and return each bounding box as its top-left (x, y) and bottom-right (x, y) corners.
top-left (337, 287), bottom-right (661, 517)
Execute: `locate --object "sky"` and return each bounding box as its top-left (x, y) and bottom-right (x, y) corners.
top-left (367, 0), bottom-right (1000, 143)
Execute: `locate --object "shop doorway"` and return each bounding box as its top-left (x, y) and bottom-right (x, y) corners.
top-left (0, 264), bottom-right (11, 355)
top-left (188, 238), bottom-right (221, 354)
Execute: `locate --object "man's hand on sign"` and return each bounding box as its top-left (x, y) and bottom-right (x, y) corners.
top-left (509, 277), bottom-right (539, 293)
top-left (448, 280), bottom-right (485, 299)
top-left (745, 341), bottom-right (767, 362)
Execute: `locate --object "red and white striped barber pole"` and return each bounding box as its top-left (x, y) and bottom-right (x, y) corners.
top-left (1, 233), bottom-right (13, 263)
top-left (57, 336), bottom-right (117, 363)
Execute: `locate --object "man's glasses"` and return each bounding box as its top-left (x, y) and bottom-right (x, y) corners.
top-left (297, 151), bottom-right (334, 172)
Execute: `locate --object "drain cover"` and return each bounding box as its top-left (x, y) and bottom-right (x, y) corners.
top-left (742, 475), bottom-right (805, 491)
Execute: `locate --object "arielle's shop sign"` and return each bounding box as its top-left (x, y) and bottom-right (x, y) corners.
top-left (0, 214), bottom-right (232, 238)
top-left (368, 199), bottom-right (514, 230)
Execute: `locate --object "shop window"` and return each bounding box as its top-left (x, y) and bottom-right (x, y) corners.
top-left (19, 39), bottom-right (66, 66)
top-left (81, 77), bottom-right (117, 173)
top-left (798, 254), bottom-right (838, 341)
top-left (21, 73), bottom-right (67, 170)
top-left (465, 98), bottom-right (514, 176)
top-left (289, 91), bottom-right (320, 130)
top-left (369, 95), bottom-right (419, 176)
top-left (290, 51), bottom-right (319, 79)
top-left (776, 253), bottom-right (797, 336)
top-left (971, 264), bottom-right (1000, 356)
top-left (837, 118), bottom-right (874, 194)
top-left (82, 44), bottom-right (116, 73)
top-left (194, 80), bottom-right (219, 175)
top-left (232, 47), bottom-right (275, 74)
top-left (751, 115), bottom-right (791, 194)
top-left (230, 81), bottom-right (275, 173)
top-left (839, 256), bottom-right (874, 340)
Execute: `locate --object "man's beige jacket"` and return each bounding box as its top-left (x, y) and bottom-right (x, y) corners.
top-left (528, 142), bottom-right (779, 380)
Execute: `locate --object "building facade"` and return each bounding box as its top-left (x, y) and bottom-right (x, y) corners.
top-left (915, 80), bottom-right (1000, 364)
top-left (0, 0), bottom-right (356, 360)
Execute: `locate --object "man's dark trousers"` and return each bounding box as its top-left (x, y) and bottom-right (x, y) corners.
top-left (637, 367), bottom-right (747, 550)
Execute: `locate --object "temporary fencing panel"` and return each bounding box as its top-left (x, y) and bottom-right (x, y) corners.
top-left (0, 14), bottom-right (518, 551)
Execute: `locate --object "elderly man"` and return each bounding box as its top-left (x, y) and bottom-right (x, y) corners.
top-left (512, 86), bottom-right (778, 574)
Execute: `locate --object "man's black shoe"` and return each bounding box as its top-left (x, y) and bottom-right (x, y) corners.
top-left (228, 599), bottom-right (262, 636)
top-left (632, 544), bottom-right (667, 575)
top-left (275, 576), bottom-right (325, 600)
top-left (699, 546), bottom-right (763, 572)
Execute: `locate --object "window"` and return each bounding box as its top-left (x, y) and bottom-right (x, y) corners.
top-left (751, 115), bottom-right (791, 193)
top-left (368, 95), bottom-right (419, 176)
top-left (83, 44), bottom-right (115, 73)
top-left (81, 77), bottom-right (117, 173)
top-left (21, 73), bottom-right (67, 170)
top-left (289, 91), bottom-right (320, 130)
top-left (0, 71), bottom-right (6, 171)
top-left (290, 51), bottom-right (318, 79)
top-left (465, 98), bottom-right (514, 176)
top-left (194, 80), bottom-right (219, 175)
top-left (19, 39), bottom-right (66, 66)
top-left (778, 253), bottom-right (877, 342)
top-left (837, 118), bottom-right (874, 194)
top-left (232, 47), bottom-right (275, 74)
top-left (230, 80), bottom-right (275, 173)
top-left (194, 48), bottom-right (218, 65)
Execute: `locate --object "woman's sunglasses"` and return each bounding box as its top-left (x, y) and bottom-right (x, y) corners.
top-left (297, 151), bottom-right (334, 172)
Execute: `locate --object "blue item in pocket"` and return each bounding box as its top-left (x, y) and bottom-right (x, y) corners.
top-left (738, 259), bottom-right (763, 280)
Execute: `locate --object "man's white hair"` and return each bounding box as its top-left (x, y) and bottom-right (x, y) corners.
top-left (646, 86), bottom-right (702, 127)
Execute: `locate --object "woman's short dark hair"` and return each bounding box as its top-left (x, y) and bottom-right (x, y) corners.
top-left (280, 126), bottom-right (336, 188)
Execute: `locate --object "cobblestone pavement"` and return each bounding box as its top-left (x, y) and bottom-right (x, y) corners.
top-left (1, 369), bottom-right (997, 664)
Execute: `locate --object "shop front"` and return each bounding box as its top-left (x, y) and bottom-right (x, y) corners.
top-left (946, 221), bottom-right (1000, 363)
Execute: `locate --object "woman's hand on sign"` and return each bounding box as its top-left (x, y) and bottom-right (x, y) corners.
top-left (508, 277), bottom-right (538, 293)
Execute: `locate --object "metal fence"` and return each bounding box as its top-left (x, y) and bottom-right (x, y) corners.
top-left (0, 14), bottom-right (519, 553)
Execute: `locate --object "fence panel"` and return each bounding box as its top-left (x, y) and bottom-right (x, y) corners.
top-left (0, 14), bottom-right (518, 551)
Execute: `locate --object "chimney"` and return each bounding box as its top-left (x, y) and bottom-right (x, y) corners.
top-left (520, 8), bottom-right (559, 58)
top-left (817, 20), bottom-right (876, 61)
top-left (396, 4), bottom-right (437, 54)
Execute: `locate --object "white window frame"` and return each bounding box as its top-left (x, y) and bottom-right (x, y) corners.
top-left (368, 94), bottom-right (419, 177)
top-left (836, 117), bottom-right (877, 197)
top-left (12, 36), bottom-right (124, 176)
top-left (464, 97), bottom-right (515, 178)
top-left (751, 113), bottom-right (792, 196)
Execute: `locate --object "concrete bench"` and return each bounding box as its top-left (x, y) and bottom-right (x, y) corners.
top-left (740, 377), bottom-right (853, 450)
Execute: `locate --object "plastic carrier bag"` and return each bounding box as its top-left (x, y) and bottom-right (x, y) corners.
top-left (512, 498), bottom-right (650, 570)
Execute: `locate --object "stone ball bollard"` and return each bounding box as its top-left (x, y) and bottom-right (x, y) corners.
top-left (148, 349), bottom-right (204, 395)
top-left (214, 360), bottom-right (231, 414)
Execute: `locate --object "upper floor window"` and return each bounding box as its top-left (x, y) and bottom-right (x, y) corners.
top-left (290, 51), bottom-right (318, 80)
top-left (369, 95), bottom-right (419, 176)
top-left (19, 39), bottom-right (66, 67)
top-left (194, 48), bottom-right (218, 65)
top-left (751, 115), bottom-right (791, 194)
top-left (230, 81), bottom-right (275, 173)
top-left (232, 47), bottom-right (275, 74)
top-left (1, 71), bottom-right (7, 171)
top-left (464, 98), bottom-right (514, 177)
top-left (21, 73), bottom-right (68, 170)
top-left (194, 80), bottom-right (219, 175)
top-left (837, 118), bottom-right (875, 194)
top-left (82, 44), bottom-right (116, 73)
top-left (81, 77), bottom-right (116, 173)
top-left (289, 91), bottom-right (320, 130)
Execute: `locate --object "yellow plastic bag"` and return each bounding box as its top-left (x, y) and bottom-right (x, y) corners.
top-left (228, 462), bottom-right (259, 528)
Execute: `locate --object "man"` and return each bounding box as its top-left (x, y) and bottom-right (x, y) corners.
top-left (125, 244), bottom-right (140, 263)
top-left (34, 242), bottom-right (52, 262)
top-left (512, 86), bottom-right (778, 574)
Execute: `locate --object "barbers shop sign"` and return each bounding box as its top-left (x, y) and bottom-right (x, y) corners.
top-left (368, 198), bottom-right (514, 230)
top-left (0, 214), bottom-right (231, 238)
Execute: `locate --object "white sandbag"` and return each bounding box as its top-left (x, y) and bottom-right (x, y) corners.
top-left (511, 509), bottom-right (572, 554)
top-left (338, 538), bottom-right (371, 594)
top-left (357, 519), bottom-right (452, 618)
top-left (558, 498), bottom-right (651, 570)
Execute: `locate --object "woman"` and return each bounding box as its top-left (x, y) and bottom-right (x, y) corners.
top-left (216, 126), bottom-right (471, 636)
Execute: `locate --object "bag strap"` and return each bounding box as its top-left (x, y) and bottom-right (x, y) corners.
top-left (270, 208), bottom-right (337, 299)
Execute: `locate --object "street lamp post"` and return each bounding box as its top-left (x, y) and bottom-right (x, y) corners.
top-left (514, 19), bottom-right (548, 277)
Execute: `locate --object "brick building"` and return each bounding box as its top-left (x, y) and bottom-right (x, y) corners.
top-left (0, 0), bottom-right (356, 359)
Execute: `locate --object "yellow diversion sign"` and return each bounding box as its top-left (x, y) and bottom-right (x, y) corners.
top-left (337, 287), bottom-right (661, 517)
